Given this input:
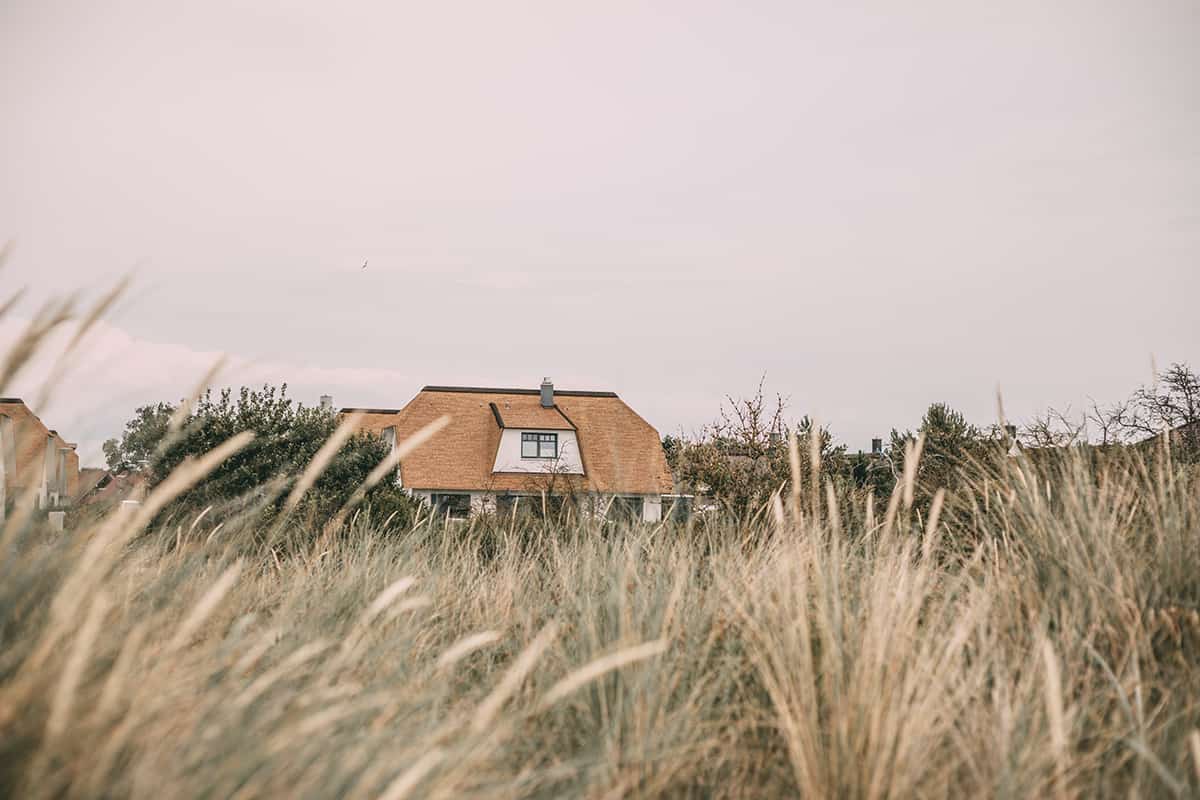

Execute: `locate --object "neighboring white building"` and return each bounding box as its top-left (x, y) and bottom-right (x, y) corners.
top-left (0, 398), bottom-right (81, 519)
top-left (344, 379), bottom-right (675, 522)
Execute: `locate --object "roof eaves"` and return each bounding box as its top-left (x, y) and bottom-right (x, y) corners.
top-left (340, 407), bottom-right (403, 415)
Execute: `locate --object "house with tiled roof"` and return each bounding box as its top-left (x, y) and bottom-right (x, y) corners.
top-left (75, 468), bottom-right (148, 508)
top-left (0, 398), bottom-right (80, 518)
top-left (344, 379), bottom-right (675, 521)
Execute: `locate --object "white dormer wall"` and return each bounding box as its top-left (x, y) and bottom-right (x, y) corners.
top-left (492, 429), bottom-right (585, 475)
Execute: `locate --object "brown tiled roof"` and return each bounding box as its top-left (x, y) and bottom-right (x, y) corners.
top-left (491, 400), bottom-right (575, 430)
top-left (73, 467), bottom-right (111, 502)
top-left (81, 470), bottom-right (147, 505)
top-left (347, 386), bottom-right (673, 495)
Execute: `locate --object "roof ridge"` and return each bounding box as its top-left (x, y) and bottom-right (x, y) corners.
top-left (422, 385), bottom-right (619, 398)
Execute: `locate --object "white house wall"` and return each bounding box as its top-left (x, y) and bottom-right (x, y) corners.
top-left (39, 434), bottom-right (54, 510)
top-left (642, 495), bottom-right (662, 522)
top-left (0, 418), bottom-right (7, 523)
top-left (411, 489), bottom-right (494, 516)
top-left (408, 489), bottom-right (663, 522)
top-left (491, 429), bottom-right (584, 475)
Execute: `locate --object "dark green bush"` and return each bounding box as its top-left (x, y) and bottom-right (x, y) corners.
top-left (141, 384), bottom-right (417, 530)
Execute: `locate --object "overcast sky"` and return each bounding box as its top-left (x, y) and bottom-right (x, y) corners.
top-left (2, 0), bottom-right (1197, 464)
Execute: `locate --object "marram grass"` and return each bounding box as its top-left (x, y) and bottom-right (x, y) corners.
top-left (1, 287), bottom-right (1198, 797)
top-left (0, 448), bottom-right (1197, 798)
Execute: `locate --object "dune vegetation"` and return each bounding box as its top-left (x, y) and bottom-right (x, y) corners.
top-left (2, 440), bottom-right (1198, 797)
top-left (1, 295), bottom-right (1198, 798)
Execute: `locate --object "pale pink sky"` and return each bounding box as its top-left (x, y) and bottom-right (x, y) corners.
top-left (2, 1), bottom-right (1198, 464)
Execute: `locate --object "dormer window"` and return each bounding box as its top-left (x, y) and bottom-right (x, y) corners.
top-left (521, 432), bottom-right (557, 458)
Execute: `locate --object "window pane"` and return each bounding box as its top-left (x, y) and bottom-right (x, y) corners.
top-left (540, 439), bottom-right (556, 458)
top-left (522, 439), bottom-right (538, 457)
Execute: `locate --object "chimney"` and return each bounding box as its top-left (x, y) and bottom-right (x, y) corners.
top-left (871, 437), bottom-right (882, 455)
top-left (320, 395), bottom-right (333, 412)
top-left (540, 378), bottom-right (554, 408)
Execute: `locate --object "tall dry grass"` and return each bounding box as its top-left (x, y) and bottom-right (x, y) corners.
top-left (1, 447), bottom-right (1196, 797)
top-left (1, 288), bottom-right (1198, 797)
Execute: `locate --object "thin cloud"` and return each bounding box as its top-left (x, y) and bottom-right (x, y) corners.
top-left (0, 316), bottom-right (421, 465)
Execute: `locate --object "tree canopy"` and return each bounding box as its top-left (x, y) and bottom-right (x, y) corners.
top-left (102, 402), bottom-right (175, 471)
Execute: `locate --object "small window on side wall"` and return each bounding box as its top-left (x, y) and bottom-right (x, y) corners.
top-left (431, 493), bottom-right (471, 519)
top-left (608, 496), bottom-right (644, 524)
top-left (521, 432), bottom-right (557, 458)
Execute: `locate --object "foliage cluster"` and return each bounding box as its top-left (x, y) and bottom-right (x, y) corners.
top-left (1024, 361), bottom-right (1200, 452)
top-left (668, 365), bottom-right (1198, 517)
top-left (110, 385), bottom-right (417, 531)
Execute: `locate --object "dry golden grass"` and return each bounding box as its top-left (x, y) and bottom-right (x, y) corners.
top-left (0, 445), bottom-right (1196, 798)
top-left (1, 287), bottom-right (1198, 797)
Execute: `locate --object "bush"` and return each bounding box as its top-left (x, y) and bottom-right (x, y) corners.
top-left (668, 380), bottom-right (846, 517)
top-left (146, 384), bottom-right (418, 531)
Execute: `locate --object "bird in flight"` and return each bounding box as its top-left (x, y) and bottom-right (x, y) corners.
top-left (361, 260), bottom-right (368, 270)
